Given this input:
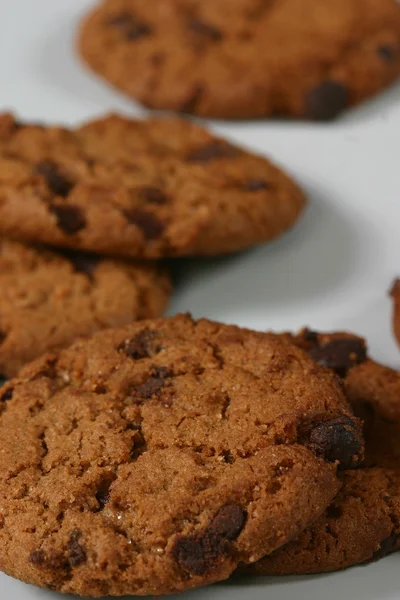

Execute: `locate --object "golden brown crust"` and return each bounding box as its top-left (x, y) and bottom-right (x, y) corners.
top-left (0, 238), bottom-right (171, 377)
top-left (245, 332), bottom-right (400, 576)
top-left (0, 113), bottom-right (305, 258)
top-left (0, 315), bottom-right (362, 596)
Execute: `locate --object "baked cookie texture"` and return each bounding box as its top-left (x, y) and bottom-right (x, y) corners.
top-left (0, 238), bottom-right (171, 378)
top-left (0, 315), bottom-right (363, 596)
top-left (0, 113), bottom-right (305, 258)
top-left (246, 330), bottom-right (400, 576)
top-left (79, 0), bottom-right (400, 120)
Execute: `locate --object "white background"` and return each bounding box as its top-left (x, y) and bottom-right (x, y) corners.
top-left (0, 1), bottom-right (399, 599)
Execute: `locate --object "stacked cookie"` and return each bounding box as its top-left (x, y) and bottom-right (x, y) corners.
top-left (0, 111), bottom-right (306, 375)
top-left (0, 315), bottom-right (365, 596)
top-left (1, 314), bottom-right (400, 596)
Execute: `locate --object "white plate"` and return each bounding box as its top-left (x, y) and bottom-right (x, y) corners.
top-left (0, 1), bottom-right (399, 598)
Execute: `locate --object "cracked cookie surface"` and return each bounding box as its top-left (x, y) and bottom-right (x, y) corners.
top-left (246, 330), bottom-right (400, 575)
top-left (79, 0), bottom-right (400, 119)
top-left (0, 315), bottom-right (362, 596)
top-left (0, 113), bottom-right (305, 258)
top-left (0, 238), bottom-right (170, 377)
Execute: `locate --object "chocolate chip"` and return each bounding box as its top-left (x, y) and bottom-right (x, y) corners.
top-left (299, 329), bottom-right (319, 344)
top-left (209, 505), bottom-right (246, 540)
top-left (186, 142), bottom-right (239, 163)
top-left (172, 504), bottom-right (246, 575)
top-left (133, 371), bottom-right (169, 400)
top-left (188, 18), bottom-right (223, 42)
top-left (372, 533), bottom-right (400, 561)
top-left (66, 530), bottom-right (86, 566)
top-left (35, 161), bottom-right (74, 198)
top-left (152, 366), bottom-right (170, 379)
top-left (125, 208), bottom-right (165, 240)
top-left (138, 186), bottom-right (168, 205)
top-left (0, 375), bottom-right (7, 388)
top-left (120, 330), bottom-right (159, 360)
top-left (49, 205), bottom-right (86, 235)
top-left (305, 81), bottom-right (349, 121)
top-left (242, 179), bottom-right (269, 191)
top-left (308, 416), bottom-right (363, 469)
top-left (29, 550), bottom-right (47, 566)
top-left (180, 85), bottom-right (204, 114)
top-left (173, 537), bottom-right (206, 575)
top-left (58, 248), bottom-right (100, 278)
top-left (377, 45), bottom-right (397, 62)
top-left (107, 12), bottom-right (152, 40)
top-left (308, 338), bottom-right (367, 378)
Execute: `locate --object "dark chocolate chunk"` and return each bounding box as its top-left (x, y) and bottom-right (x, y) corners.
top-left (133, 368), bottom-right (170, 400)
top-left (180, 85), bottom-right (204, 114)
top-left (208, 505), bottom-right (246, 541)
top-left (308, 338), bottom-right (367, 378)
top-left (299, 329), bottom-right (319, 344)
top-left (372, 532), bottom-right (400, 561)
top-left (377, 45), bottom-right (397, 62)
top-left (308, 416), bottom-right (363, 469)
top-left (29, 551), bottom-right (47, 566)
top-left (49, 205), bottom-right (86, 235)
top-left (119, 330), bottom-right (160, 360)
top-left (125, 208), bottom-right (165, 240)
top-left (172, 504), bottom-right (246, 575)
top-left (186, 142), bottom-right (239, 163)
top-left (0, 375), bottom-right (7, 388)
top-left (138, 186), bottom-right (168, 205)
top-left (242, 179), bottom-right (269, 191)
top-left (188, 18), bottom-right (223, 42)
top-left (35, 161), bottom-right (74, 198)
top-left (66, 530), bottom-right (87, 566)
top-left (305, 81), bottom-right (349, 121)
top-left (107, 12), bottom-right (152, 40)
top-left (133, 377), bottom-right (166, 400)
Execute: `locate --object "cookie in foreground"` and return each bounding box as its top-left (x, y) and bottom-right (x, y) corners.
top-left (0, 315), bottom-right (362, 596)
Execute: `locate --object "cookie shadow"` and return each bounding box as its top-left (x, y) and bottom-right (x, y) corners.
top-left (6, 554), bottom-right (398, 600)
top-left (167, 181), bottom-right (371, 328)
top-left (219, 555), bottom-right (399, 600)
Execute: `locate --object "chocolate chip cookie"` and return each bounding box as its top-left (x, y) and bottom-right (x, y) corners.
top-left (0, 113), bottom-right (305, 258)
top-left (0, 315), bottom-right (362, 596)
top-left (79, 0), bottom-right (400, 120)
top-left (246, 331), bottom-right (400, 576)
top-left (0, 238), bottom-right (170, 378)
